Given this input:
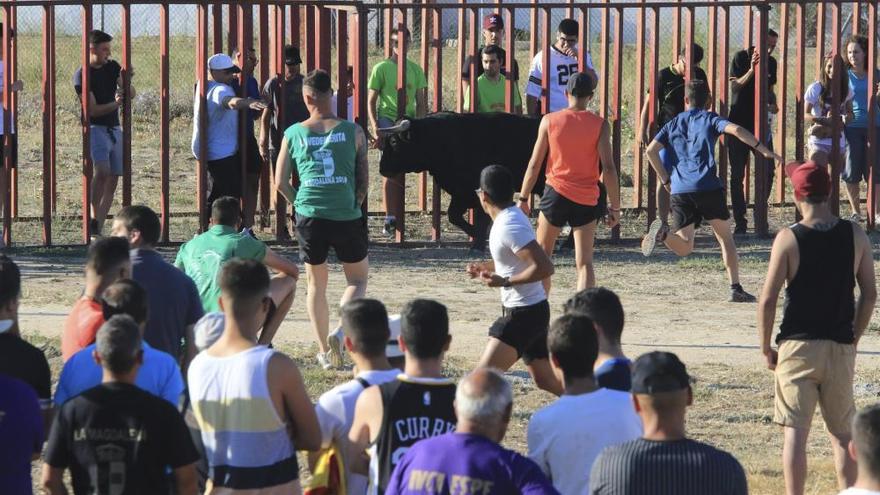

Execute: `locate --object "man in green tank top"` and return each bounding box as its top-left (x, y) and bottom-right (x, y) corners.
top-left (274, 69), bottom-right (370, 370)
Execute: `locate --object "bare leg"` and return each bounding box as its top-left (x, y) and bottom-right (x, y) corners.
top-left (242, 172), bottom-right (260, 229)
top-left (663, 224), bottom-right (696, 256)
top-left (306, 262), bottom-right (330, 353)
top-left (572, 221), bottom-right (598, 290)
top-left (382, 174), bottom-right (404, 228)
top-left (844, 182), bottom-right (861, 217)
top-left (829, 430), bottom-right (857, 490)
top-left (525, 359), bottom-right (563, 396)
top-left (708, 218), bottom-right (741, 285)
top-left (95, 174), bottom-right (119, 232)
top-left (477, 337), bottom-right (519, 370)
top-left (90, 161), bottom-right (111, 227)
top-left (783, 425), bottom-right (810, 495)
top-left (534, 213), bottom-right (562, 296)
top-left (657, 182), bottom-right (670, 225)
top-left (258, 273), bottom-right (296, 345)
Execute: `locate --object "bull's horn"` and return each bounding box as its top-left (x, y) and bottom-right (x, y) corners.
top-left (377, 119), bottom-right (411, 135)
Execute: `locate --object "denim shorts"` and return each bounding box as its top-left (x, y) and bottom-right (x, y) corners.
top-left (90, 125), bottom-right (124, 176)
top-left (843, 126), bottom-right (880, 184)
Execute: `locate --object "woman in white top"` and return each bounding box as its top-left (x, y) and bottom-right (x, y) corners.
top-left (804, 53), bottom-right (854, 168)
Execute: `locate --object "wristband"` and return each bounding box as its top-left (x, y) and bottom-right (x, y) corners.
top-left (502, 277), bottom-right (513, 288)
top-left (516, 195), bottom-right (529, 202)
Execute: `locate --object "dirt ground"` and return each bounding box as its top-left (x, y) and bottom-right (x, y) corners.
top-left (13, 226), bottom-right (880, 495)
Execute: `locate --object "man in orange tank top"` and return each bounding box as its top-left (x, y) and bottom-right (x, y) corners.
top-left (519, 73), bottom-right (621, 294)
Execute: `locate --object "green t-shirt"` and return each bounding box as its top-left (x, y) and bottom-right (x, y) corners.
top-left (174, 225), bottom-right (267, 312)
top-left (285, 120), bottom-right (362, 221)
top-left (464, 73), bottom-right (522, 113)
top-left (368, 58), bottom-right (428, 121)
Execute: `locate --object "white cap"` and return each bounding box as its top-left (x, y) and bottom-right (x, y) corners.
top-left (208, 53), bottom-right (240, 73)
top-left (194, 312), bottom-right (225, 352)
top-left (387, 315), bottom-right (403, 358)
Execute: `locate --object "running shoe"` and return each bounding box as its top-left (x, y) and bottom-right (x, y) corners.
top-left (382, 217), bottom-right (396, 237)
top-left (730, 284), bottom-right (757, 303)
top-left (326, 328), bottom-right (345, 368)
top-left (316, 352), bottom-right (333, 371)
top-left (641, 219), bottom-right (667, 257)
top-left (848, 213), bottom-right (864, 223)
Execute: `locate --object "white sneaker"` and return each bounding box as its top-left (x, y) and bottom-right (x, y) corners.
top-left (326, 328), bottom-right (345, 368)
top-left (316, 352), bottom-right (333, 370)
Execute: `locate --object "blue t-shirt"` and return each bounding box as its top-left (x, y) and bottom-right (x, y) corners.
top-left (230, 75), bottom-right (262, 122)
top-left (54, 342), bottom-right (184, 407)
top-left (0, 374), bottom-right (44, 495)
top-left (847, 69), bottom-right (880, 128)
top-left (595, 357), bottom-right (632, 392)
top-left (131, 249), bottom-right (204, 358)
top-left (385, 432), bottom-right (559, 495)
top-left (655, 109), bottom-right (730, 194)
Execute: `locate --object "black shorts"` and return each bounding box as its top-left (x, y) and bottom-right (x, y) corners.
top-left (206, 153), bottom-right (243, 207)
top-left (0, 134), bottom-right (17, 169)
top-left (295, 214), bottom-right (369, 265)
top-left (488, 299), bottom-right (550, 364)
top-left (538, 183), bottom-right (606, 228)
top-left (670, 189), bottom-right (730, 231)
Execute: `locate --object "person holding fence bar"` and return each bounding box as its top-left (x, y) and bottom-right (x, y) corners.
top-left (73, 30), bottom-right (136, 238)
top-left (463, 45), bottom-right (522, 114)
top-left (843, 35), bottom-right (880, 225)
top-left (191, 53), bottom-right (266, 221)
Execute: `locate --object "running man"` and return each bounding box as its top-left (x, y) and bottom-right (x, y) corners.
top-left (274, 69), bottom-right (369, 369)
top-left (467, 165), bottom-right (560, 395)
top-left (641, 80), bottom-right (781, 302)
top-left (519, 72), bottom-right (621, 294)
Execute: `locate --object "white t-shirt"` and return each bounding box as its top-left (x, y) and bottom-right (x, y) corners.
top-left (527, 388), bottom-right (643, 495)
top-left (315, 368), bottom-right (400, 495)
top-left (331, 92), bottom-right (355, 122)
top-left (526, 46), bottom-right (596, 112)
top-left (804, 80), bottom-right (853, 150)
top-left (839, 489), bottom-right (880, 495)
top-left (191, 80), bottom-right (238, 161)
top-left (0, 65), bottom-right (14, 135)
top-left (489, 206), bottom-right (546, 308)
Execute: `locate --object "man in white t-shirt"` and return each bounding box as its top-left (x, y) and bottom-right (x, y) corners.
top-left (311, 299), bottom-right (402, 494)
top-left (528, 313), bottom-right (642, 493)
top-left (467, 165), bottom-right (560, 395)
top-left (191, 53), bottom-right (266, 219)
top-left (840, 405), bottom-right (880, 495)
top-left (526, 18), bottom-right (598, 116)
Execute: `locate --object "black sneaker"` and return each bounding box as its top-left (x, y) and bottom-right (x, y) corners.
top-left (382, 217), bottom-right (396, 238)
top-left (729, 284), bottom-right (757, 303)
top-left (89, 218), bottom-right (100, 237)
top-left (734, 222), bottom-right (748, 235)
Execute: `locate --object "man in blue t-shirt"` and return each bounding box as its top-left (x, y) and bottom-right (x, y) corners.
top-left (641, 80), bottom-right (781, 303)
top-left (385, 368), bottom-right (559, 495)
top-left (0, 373), bottom-right (43, 495)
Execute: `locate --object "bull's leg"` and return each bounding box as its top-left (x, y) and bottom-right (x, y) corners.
top-left (447, 197), bottom-right (478, 239)
top-left (470, 208), bottom-right (490, 252)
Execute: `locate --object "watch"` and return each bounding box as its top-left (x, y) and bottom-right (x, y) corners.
top-left (502, 277), bottom-right (513, 288)
top-left (516, 195), bottom-right (529, 202)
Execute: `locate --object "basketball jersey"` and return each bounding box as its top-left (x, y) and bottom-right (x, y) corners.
top-left (368, 375), bottom-right (457, 495)
top-left (526, 46), bottom-right (596, 112)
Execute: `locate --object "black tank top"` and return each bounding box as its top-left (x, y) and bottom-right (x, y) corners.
top-left (778, 220), bottom-right (856, 344)
top-left (373, 376), bottom-right (457, 494)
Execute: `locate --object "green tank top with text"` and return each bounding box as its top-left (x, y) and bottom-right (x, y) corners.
top-left (285, 120), bottom-right (362, 221)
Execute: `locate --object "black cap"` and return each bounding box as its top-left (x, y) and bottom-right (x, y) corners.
top-left (566, 71), bottom-right (594, 98)
top-left (631, 351), bottom-right (691, 394)
top-left (284, 45), bottom-right (302, 66)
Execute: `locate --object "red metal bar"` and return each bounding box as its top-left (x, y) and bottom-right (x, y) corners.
top-left (1, 5), bottom-right (10, 245)
top-left (337, 11), bottom-right (348, 117)
top-left (121, 2), bottom-right (132, 207)
top-left (456, 0), bottom-right (465, 112)
top-left (7, 4), bottom-right (14, 220)
top-left (316, 6), bottom-right (331, 71)
top-left (829, 1), bottom-right (842, 216)
top-left (673, 0), bottom-right (681, 58)
top-left (272, 4), bottom-right (288, 238)
top-left (290, 5), bottom-right (300, 47)
top-left (776, 2), bottom-right (788, 204)
top-left (419, 3), bottom-right (429, 211)
top-left (384, 1), bottom-right (392, 59)
top-left (718, 6), bottom-right (730, 185)
top-left (599, 1), bottom-right (610, 118)
top-left (468, 7), bottom-right (478, 112)
top-left (646, 6), bottom-right (659, 224)
top-left (867, 1), bottom-right (876, 229)
top-left (505, 7), bottom-right (514, 112)
top-left (745, 5), bottom-right (753, 48)
top-left (530, 0), bottom-right (538, 61)
top-left (197, 2), bottom-right (209, 231)
top-left (160, 2), bottom-right (170, 242)
top-left (42, 4), bottom-right (55, 244)
top-left (228, 3), bottom-right (238, 54)
top-left (259, 2), bottom-right (270, 228)
top-left (610, 6), bottom-right (623, 241)
top-left (753, 3), bottom-right (769, 235)
top-left (816, 3), bottom-right (826, 80)
top-left (80, 3), bottom-right (93, 243)
top-left (708, 5), bottom-right (717, 110)
top-left (578, 8), bottom-right (587, 72)
top-left (212, 2), bottom-right (222, 54)
top-left (853, 2), bottom-right (861, 35)
top-left (237, 2), bottom-right (251, 216)
top-left (541, 7), bottom-right (551, 115)
top-left (567, 0), bottom-right (574, 19)
top-left (431, 5), bottom-right (442, 240)
top-left (633, 5), bottom-right (645, 209)
top-left (304, 5), bottom-right (315, 70)
top-left (395, 8), bottom-right (408, 243)
top-left (684, 6), bottom-right (694, 82)
top-left (795, 2), bottom-right (805, 163)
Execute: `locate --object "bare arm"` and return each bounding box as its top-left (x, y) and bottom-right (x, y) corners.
top-left (526, 95), bottom-right (540, 117)
top-left (368, 89), bottom-right (381, 140)
top-left (259, 107), bottom-right (272, 160)
top-left (221, 95), bottom-right (266, 112)
top-left (263, 247), bottom-right (300, 279)
top-left (173, 464), bottom-right (199, 495)
top-left (271, 354), bottom-right (321, 452)
top-left (348, 386), bottom-right (382, 475)
top-left (41, 465), bottom-right (68, 495)
top-left (758, 229), bottom-right (793, 369)
top-left (804, 101), bottom-right (831, 126)
top-left (274, 137), bottom-right (297, 204)
top-left (519, 115), bottom-right (550, 203)
top-left (598, 120), bottom-right (621, 228)
top-left (724, 123), bottom-right (782, 162)
top-left (853, 225), bottom-right (877, 345)
top-left (85, 91), bottom-right (120, 118)
top-left (645, 140), bottom-right (669, 185)
top-left (354, 126), bottom-right (369, 207)
top-left (510, 241), bottom-right (554, 284)
top-left (729, 67), bottom-right (755, 93)
top-left (638, 96), bottom-right (651, 146)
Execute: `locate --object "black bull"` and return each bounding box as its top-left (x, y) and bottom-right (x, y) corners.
top-left (378, 112), bottom-right (545, 251)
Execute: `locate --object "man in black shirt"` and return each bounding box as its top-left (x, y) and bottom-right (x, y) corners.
top-left (590, 351), bottom-right (748, 495)
top-left (41, 315), bottom-right (199, 495)
top-left (461, 13), bottom-right (520, 100)
top-left (73, 30), bottom-right (136, 237)
top-left (259, 45), bottom-right (310, 240)
top-left (638, 44), bottom-right (707, 228)
top-left (0, 255), bottom-right (52, 428)
top-left (758, 161), bottom-right (876, 495)
top-left (727, 29), bottom-right (779, 234)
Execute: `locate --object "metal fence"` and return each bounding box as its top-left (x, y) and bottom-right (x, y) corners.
top-left (1, 1), bottom-right (877, 246)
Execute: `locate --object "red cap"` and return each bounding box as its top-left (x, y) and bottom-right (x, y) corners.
top-left (483, 13), bottom-right (504, 30)
top-left (785, 161), bottom-right (830, 201)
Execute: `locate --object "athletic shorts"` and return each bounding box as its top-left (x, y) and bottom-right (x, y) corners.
top-left (774, 339), bottom-right (855, 434)
top-left (844, 126), bottom-right (880, 184)
top-left (206, 153), bottom-right (243, 207)
top-left (670, 189), bottom-right (730, 231)
top-left (90, 125), bottom-right (123, 175)
top-left (294, 213), bottom-right (369, 265)
top-left (488, 299), bottom-right (550, 364)
top-left (0, 133), bottom-right (17, 169)
top-left (538, 184), bottom-right (606, 228)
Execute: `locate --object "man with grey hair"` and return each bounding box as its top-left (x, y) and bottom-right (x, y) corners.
top-left (42, 315), bottom-right (199, 495)
top-left (839, 404), bottom-right (880, 494)
top-left (385, 367), bottom-right (559, 495)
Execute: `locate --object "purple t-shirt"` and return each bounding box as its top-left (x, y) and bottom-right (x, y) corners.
top-left (385, 432), bottom-right (559, 495)
top-left (0, 373), bottom-right (44, 495)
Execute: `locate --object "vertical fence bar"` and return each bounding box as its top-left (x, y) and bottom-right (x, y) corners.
top-left (272, 4), bottom-right (288, 238)
top-left (795, 2), bottom-right (805, 163)
top-left (745, 4), bottom-right (754, 48)
top-left (776, 3), bottom-right (788, 204)
top-left (633, 4), bottom-right (646, 209)
top-left (610, 6), bottom-right (623, 241)
top-left (817, 3), bottom-right (826, 80)
top-left (673, 0), bottom-right (681, 59)
top-left (719, 6), bottom-right (730, 185)
top-left (853, 2), bottom-right (861, 35)
top-left (708, 5), bottom-right (717, 110)
top-left (121, 1), bottom-right (132, 207)
top-left (212, 2), bottom-right (222, 54)
top-left (316, 6), bottom-right (331, 72)
top-left (578, 7), bottom-right (587, 72)
top-left (830, 1), bottom-right (842, 216)
top-left (599, 1), bottom-right (610, 118)
top-left (160, 2), bottom-right (170, 242)
top-left (80, 3), bottom-right (93, 243)
top-left (754, 3), bottom-right (769, 236)
top-left (8, 3), bottom-right (15, 220)
top-left (867, 1), bottom-right (876, 229)
top-left (646, 6), bottom-right (659, 225)
top-left (419, 3), bottom-right (429, 211)
top-left (505, 5), bottom-right (515, 111)
top-left (384, 1), bottom-right (392, 59)
top-left (42, 4), bottom-right (55, 244)
top-left (456, 0), bottom-right (465, 112)
top-left (395, 8), bottom-right (408, 243)
top-left (431, 5), bottom-right (442, 240)
top-left (337, 11), bottom-right (349, 118)
top-left (228, 3), bottom-right (238, 55)
top-left (530, 0), bottom-right (538, 61)
top-left (290, 5), bottom-right (300, 48)
top-left (259, 3), bottom-right (270, 228)
top-left (541, 7), bottom-right (551, 115)
top-left (236, 2), bottom-right (251, 216)
top-left (305, 5), bottom-right (315, 70)
top-left (684, 6), bottom-right (694, 82)
top-left (197, 2), bottom-right (209, 231)
top-left (468, 7), bottom-right (478, 113)
top-left (1, 5), bottom-right (11, 246)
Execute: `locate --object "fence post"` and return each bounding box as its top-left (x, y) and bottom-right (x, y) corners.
top-left (258, 3), bottom-right (270, 229)
top-left (776, 3), bottom-right (789, 205)
top-left (610, 6), bottom-right (623, 242)
top-left (418, 3), bottom-right (429, 212)
top-left (2, 5), bottom-right (11, 246)
top-left (121, 1), bottom-right (132, 207)
top-left (718, 6), bottom-right (730, 186)
top-left (394, 8), bottom-right (408, 244)
top-left (80, 3), bottom-right (94, 244)
top-left (646, 6), bottom-right (659, 227)
top-left (867, 1), bottom-right (876, 229)
top-left (753, 2), bottom-right (770, 236)
top-left (42, 3), bottom-right (56, 245)
top-left (431, 5), bottom-right (443, 241)
top-left (316, 6), bottom-right (331, 72)
top-left (829, 1), bottom-right (842, 217)
top-left (633, 5), bottom-right (646, 211)
top-left (160, 2), bottom-right (170, 242)
top-left (197, 2), bottom-right (209, 231)
top-left (8, 3), bottom-right (16, 221)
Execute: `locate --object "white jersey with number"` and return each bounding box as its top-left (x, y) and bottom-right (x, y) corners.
top-left (526, 46), bottom-right (596, 112)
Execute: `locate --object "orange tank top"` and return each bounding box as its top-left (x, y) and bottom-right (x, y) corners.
top-left (545, 109), bottom-right (604, 206)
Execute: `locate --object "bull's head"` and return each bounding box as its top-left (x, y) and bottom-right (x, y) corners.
top-left (378, 119), bottom-right (427, 177)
